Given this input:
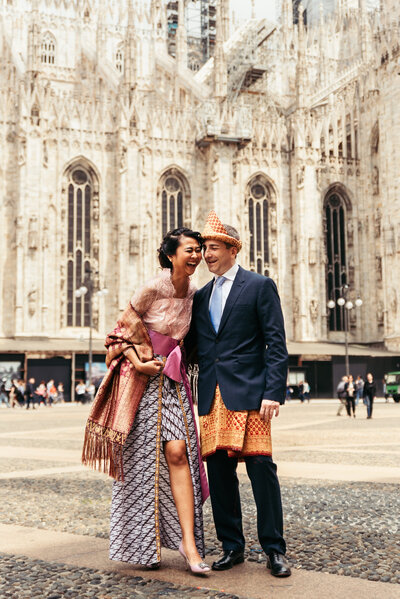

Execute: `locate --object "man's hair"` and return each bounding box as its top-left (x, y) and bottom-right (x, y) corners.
top-left (222, 224), bottom-right (240, 250)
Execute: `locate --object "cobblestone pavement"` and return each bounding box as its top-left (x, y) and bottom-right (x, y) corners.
top-left (1, 401), bottom-right (399, 596)
top-left (0, 554), bottom-right (243, 599)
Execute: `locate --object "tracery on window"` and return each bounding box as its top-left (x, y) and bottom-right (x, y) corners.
top-left (159, 169), bottom-right (190, 237)
top-left (41, 33), bottom-right (56, 65)
top-left (324, 191), bottom-right (349, 332)
top-left (247, 176), bottom-right (271, 276)
top-left (66, 167), bottom-right (92, 327)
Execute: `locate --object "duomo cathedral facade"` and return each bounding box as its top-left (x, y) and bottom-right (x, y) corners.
top-left (0, 0), bottom-right (399, 395)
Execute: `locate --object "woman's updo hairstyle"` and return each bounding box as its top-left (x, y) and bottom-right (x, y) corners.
top-left (158, 227), bottom-right (203, 270)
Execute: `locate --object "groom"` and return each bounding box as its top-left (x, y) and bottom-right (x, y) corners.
top-left (189, 211), bottom-right (290, 577)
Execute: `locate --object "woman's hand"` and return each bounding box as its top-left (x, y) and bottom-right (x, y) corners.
top-left (136, 359), bottom-right (165, 376)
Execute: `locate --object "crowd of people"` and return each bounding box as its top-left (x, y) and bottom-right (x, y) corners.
top-left (0, 378), bottom-right (65, 408)
top-left (336, 373), bottom-right (376, 418)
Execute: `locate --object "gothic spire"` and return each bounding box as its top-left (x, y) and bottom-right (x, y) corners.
top-left (176, 0), bottom-right (188, 69)
top-left (214, 0), bottom-right (227, 100)
top-left (124, 0), bottom-right (136, 96)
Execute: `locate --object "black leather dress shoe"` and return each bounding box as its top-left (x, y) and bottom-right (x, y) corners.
top-left (267, 552), bottom-right (291, 577)
top-left (212, 550), bottom-right (245, 571)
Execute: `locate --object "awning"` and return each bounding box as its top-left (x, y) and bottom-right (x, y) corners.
top-left (287, 341), bottom-right (399, 359)
top-left (0, 337), bottom-right (106, 354)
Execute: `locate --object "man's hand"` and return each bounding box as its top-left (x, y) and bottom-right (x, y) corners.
top-left (259, 399), bottom-right (280, 421)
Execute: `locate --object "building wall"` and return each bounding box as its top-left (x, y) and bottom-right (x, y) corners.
top-left (0, 0), bottom-right (399, 356)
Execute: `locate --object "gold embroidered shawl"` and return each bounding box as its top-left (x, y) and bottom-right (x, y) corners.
top-left (81, 303), bottom-right (153, 481)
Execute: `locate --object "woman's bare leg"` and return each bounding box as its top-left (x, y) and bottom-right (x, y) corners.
top-left (164, 440), bottom-right (203, 563)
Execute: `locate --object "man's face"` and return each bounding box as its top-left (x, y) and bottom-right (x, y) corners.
top-left (203, 239), bottom-right (237, 276)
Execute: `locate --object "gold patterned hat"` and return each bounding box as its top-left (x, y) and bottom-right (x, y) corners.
top-left (202, 210), bottom-right (242, 251)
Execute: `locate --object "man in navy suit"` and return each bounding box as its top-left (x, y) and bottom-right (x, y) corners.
top-left (189, 211), bottom-right (290, 577)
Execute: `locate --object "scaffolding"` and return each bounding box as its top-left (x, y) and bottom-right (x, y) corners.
top-left (166, 0), bottom-right (217, 70)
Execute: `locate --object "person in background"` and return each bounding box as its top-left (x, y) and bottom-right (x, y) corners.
top-left (302, 380), bottom-right (311, 403)
top-left (298, 381), bottom-right (304, 403)
top-left (354, 375), bottom-right (364, 406)
top-left (0, 383), bottom-right (10, 407)
top-left (9, 384), bottom-right (19, 408)
top-left (47, 379), bottom-right (58, 406)
top-left (336, 375), bottom-right (348, 416)
top-left (57, 382), bottom-right (65, 403)
top-left (24, 377), bottom-right (36, 410)
top-left (285, 383), bottom-right (293, 402)
top-left (75, 380), bottom-right (86, 403)
top-left (345, 374), bottom-right (356, 418)
top-left (363, 373), bottom-right (377, 419)
top-left (35, 381), bottom-right (47, 406)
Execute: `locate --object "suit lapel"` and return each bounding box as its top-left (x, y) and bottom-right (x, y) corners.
top-left (197, 279), bottom-right (216, 335)
top-left (217, 266), bottom-right (246, 335)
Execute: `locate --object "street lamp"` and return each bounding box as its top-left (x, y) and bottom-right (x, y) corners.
top-left (75, 269), bottom-right (108, 387)
top-left (327, 284), bottom-right (363, 377)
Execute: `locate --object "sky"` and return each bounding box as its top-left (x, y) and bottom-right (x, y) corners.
top-left (230, 0), bottom-right (278, 24)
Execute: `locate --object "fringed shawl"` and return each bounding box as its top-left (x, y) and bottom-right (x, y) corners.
top-left (82, 303), bottom-right (153, 481)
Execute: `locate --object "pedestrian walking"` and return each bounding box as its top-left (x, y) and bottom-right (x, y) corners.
top-left (47, 380), bottom-right (58, 406)
top-left (298, 381), bottom-right (304, 403)
top-left (75, 380), bottom-right (86, 403)
top-left (24, 377), bottom-right (36, 409)
top-left (355, 375), bottom-right (364, 406)
top-left (57, 382), bottom-right (65, 403)
top-left (0, 383), bottom-right (10, 407)
top-left (363, 373), bottom-right (376, 419)
top-left (336, 376), bottom-right (348, 416)
top-left (9, 384), bottom-right (20, 408)
top-left (345, 375), bottom-right (356, 418)
top-left (35, 381), bottom-right (47, 406)
top-left (302, 380), bottom-right (311, 403)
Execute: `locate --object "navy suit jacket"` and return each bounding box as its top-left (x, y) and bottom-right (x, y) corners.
top-left (189, 266), bottom-right (288, 416)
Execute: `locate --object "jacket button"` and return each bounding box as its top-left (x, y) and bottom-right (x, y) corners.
top-left (215, 358), bottom-right (219, 363)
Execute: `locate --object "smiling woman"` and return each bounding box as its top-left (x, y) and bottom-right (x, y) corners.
top-left (82, 226), bottom-right (210, 573)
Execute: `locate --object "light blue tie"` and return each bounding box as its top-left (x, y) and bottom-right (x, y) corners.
top-left (209, 276), bottom-right (226, 333)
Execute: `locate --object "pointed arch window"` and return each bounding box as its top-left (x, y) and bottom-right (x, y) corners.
top-left (41, 33), bottom-right (56, 65)
top-left (247, 178), bottom-right (270, 276)
top-left (67, 167), bottom-right (93, 327)
top-left (116, 45), bottom-right (124, 73)
top-left (159, 170), bottom-right (190, 236)
top-left (324, 192), bottom-right (348, 332)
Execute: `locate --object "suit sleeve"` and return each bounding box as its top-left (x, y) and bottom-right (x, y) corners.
top-left (184, 291), bottom-right (199, 366)
top-left (257, 277), bottom-right (288, 405)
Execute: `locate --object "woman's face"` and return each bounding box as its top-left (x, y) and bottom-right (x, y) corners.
top-left (169, 235), bottom-right (202, 276)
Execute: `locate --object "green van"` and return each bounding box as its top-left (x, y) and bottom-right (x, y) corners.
top-left (385, 372), bottom-right (400, 403)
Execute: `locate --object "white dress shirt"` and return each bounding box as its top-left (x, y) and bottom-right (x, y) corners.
top-left (209, 262), bottom-right (239, 311)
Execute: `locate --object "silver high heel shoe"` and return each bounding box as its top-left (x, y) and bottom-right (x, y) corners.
top-left (178, 541), bottom-right (211, 575)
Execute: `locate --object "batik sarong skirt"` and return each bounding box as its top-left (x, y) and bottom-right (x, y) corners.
top-left (200, 385), bottom-right (272, 460)
top-left (110, 365), bottom-right (205, 566)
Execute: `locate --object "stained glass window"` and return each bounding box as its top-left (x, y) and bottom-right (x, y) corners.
top-left (247, 179), bottom-right (270, 275)
top-left (67, 168), bottom-right (92, 327)
top-left (160, 173), bottom-right (187, 236)
top-left (325, 193), bottom-right (348, 331)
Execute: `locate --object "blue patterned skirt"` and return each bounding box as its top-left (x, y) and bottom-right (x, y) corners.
top-left (109, 365), bottom-right (205, 566)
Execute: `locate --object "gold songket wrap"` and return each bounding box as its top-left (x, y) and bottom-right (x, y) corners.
top-left (200, 385), bottom-right (272, 460)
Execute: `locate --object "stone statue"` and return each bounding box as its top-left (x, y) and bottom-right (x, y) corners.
top-left (372, 165), bottom-right (379, 195)
top-left (310, 299), bottom-right (318, 322)
top-left (28, 216), bottom-right (39, 250)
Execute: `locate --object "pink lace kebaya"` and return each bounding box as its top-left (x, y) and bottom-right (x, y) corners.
top-left (130, 269), bottom-right (196, 340)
